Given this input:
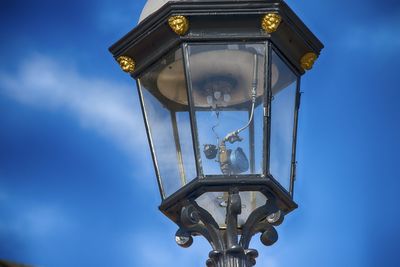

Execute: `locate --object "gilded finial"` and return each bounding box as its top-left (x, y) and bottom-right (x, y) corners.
top-left (300, 52), bottom-right (318, 71)
top-left (117, 56), bottom-right (135, 74)
top-left (168, 15), bottom-right (189, 36)
top-left (261, 13), bottom-right (282, 33)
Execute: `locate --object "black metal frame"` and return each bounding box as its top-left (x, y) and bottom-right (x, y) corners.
top-left (110, 1), bottom-right (323, 266)
top-left (137, 40), bottom-right (299, 203)
top-left (264, 42), bottom-right (272, 182)
top-left (291, 74), bottom-right (301, 196)
top-left (159, 175), bottom-right (297, 225)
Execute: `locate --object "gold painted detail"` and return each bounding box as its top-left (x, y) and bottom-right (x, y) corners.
top-left (300, 52), bottom-right (318, 71)
top-left (168, 15), bottom-right (189, 35)
top-left (117, 56), bottom-right (135, 74)
top-left (261, 13), bottom-right (282, 33)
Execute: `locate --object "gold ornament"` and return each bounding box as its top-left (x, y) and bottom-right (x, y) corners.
top-left (168, 15), bottom-right (189, 36)
top-left (117, 56), bottom-right (135, 74)
top-left (300, 52), bottom-right (318, 71)
top-left (261, 13), bottom-right (282, 33)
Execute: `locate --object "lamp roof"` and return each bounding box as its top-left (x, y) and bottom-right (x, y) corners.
top-left (110, 0), bottom-right (323, 77)
top-left (139, 0), bottom-right (170, 22)
top-left (139, 0), bottom-right (284, 22)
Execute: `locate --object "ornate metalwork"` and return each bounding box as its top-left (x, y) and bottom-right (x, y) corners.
top-left (300, 52), bottom-right (318, 71)
top-left (117, 56), bottom-right (135, 73)
top-left (175, 189), bottom-right (284, 267)
top-left (168, 15), bottom-right (189, 35)
top-left (261, 13), bottom-right (282, 33)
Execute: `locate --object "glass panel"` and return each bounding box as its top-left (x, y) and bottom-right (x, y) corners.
top-left (238, 191), bottom-right (267, 226)
top-left (195, 191), bottom-right (267, 228)
top-left (176, 112), bottom-right (197, 184)
top-left (269, 51), bottom-right (297, 191)
top-left (138, 48), bottom-right (196, 198)
top-left (186, 43), bottom-right (266, 176)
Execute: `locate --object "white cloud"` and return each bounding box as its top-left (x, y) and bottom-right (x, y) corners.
top-left (23, 205), bottom-right (77, 238)
top-left (0, 54), bottom-right (147, 155)
top-left (0, 200), bottom-right (76, 241)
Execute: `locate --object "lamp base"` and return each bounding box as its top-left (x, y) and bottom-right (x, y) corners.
top-left (175, 189), bottom-right (284, 267)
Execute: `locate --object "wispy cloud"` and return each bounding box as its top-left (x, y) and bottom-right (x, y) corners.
top-left (338, 14), bottom-right (400, 52)
top-left (0, 198), bottom-right (76, 241)
top-left (0, 54), bottom-right (147, 154)
top-left (22, 205), bottom-right (77, 238)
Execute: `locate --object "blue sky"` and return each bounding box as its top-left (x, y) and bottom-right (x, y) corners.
top-left (0, 0), bottom-right (399, 266)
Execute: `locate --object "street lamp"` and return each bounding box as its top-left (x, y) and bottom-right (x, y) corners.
top-left (110, 0), bottom-right (323, 266)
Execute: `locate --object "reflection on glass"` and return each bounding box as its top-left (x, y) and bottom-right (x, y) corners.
top-left (176, 112), bottom-right (197, 184)
top-left (269, 51), bottom-right (297, 192)
top-left (195, 191), bottom-right (267, 228)
top-left (186, 43), bottom-right (266, 176)
top-left (138, 48), bottom-right (196, 198)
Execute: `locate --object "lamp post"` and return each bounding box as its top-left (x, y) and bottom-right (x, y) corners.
top-left (110, 0), bottom-right (323, 266)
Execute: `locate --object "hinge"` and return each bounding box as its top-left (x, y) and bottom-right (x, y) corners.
top-left (291, 161), bottom-right (297, 181)
top-left (297, 92), bottom-right (303, 110)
